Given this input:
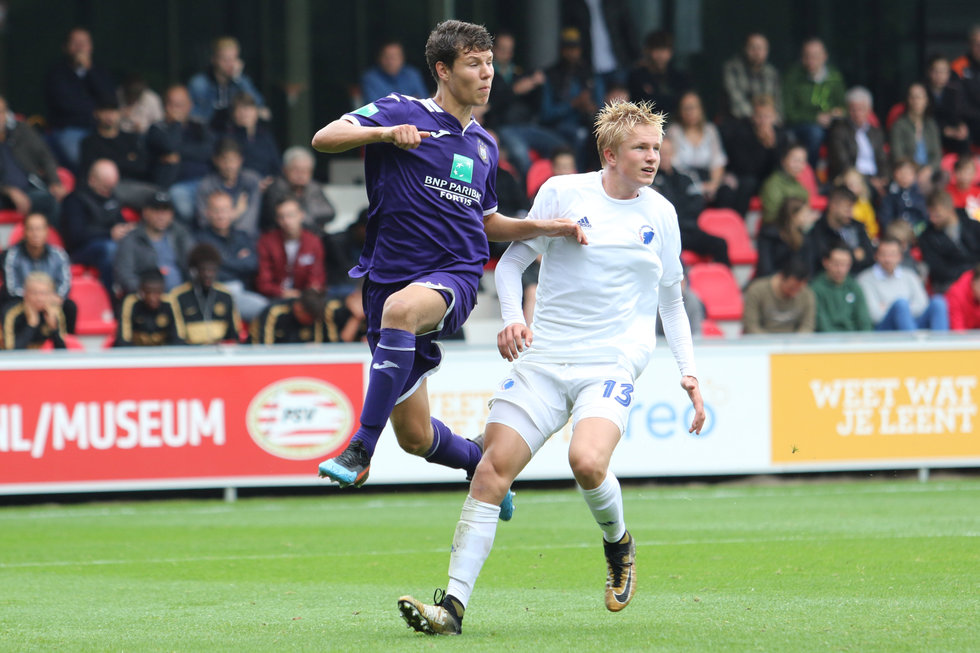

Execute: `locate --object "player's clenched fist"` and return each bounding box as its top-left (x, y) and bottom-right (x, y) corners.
top-left (383, 124), bottom-right (431, 149)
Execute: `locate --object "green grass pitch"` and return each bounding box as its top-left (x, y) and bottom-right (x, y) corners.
top-left (1, 478), bottom-right (978, 652)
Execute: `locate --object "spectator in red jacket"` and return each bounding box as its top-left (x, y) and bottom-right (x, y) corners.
top-left (256, 197), bottom-right (325, 299)
top-left (946, 264), bottom-right (980, 330)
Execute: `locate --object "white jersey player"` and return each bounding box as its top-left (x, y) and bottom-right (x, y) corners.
top-left (398, 100), bottom-right (706, 635)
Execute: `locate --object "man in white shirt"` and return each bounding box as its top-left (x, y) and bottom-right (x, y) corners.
top-left (857, 236), bottom-right (949, 331)
top-left (398, 100), bottom-right (705, 635)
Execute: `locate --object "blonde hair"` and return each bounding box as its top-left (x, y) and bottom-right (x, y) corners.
top-left (24, 271), bottom-right (55, 292)
top-left (835, 167), bottom-right (870, 201)
top-left (593, 100), bottom-right (665, 168)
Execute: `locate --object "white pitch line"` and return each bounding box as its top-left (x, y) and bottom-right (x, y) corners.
top-left (2, 482), bottom-right (977, 522)
top-left (1, 531), bottom-right (977, 570)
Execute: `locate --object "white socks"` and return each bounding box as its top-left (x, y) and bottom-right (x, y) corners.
top-left (446, 495), bottom-right (500, 608)
top-left (578, 472), bottom-right (626, 543)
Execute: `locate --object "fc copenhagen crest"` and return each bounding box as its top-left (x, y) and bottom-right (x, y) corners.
top-left (246, 377), bottom-right (355, 460)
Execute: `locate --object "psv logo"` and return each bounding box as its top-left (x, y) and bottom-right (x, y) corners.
top-left (246, 378), bottom-right (355, 460)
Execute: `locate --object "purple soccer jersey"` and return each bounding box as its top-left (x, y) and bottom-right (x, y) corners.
top-left (343, 94), bottom-right (499, 284)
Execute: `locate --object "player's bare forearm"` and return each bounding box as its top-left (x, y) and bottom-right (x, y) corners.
top-left (681, 376), bottom-right (706, 434)
top-left (483, 213), bottom-right (588, 244)
top-left (312, 120), bottom-right (430, 153)
top-left (312, 120), bottom-right (383, 153)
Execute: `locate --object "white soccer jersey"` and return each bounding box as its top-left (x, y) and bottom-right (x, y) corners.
top-left (518, 171), bottom-right (684, 377)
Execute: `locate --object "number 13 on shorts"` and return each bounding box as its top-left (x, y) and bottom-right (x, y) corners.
top-left (602, 380), bottom-right (634, 407)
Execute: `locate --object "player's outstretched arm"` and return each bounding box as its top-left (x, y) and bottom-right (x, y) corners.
top-left (483, 213), bottom-right (588, 245)
top-left (312, 119), bottom-right (430, 153)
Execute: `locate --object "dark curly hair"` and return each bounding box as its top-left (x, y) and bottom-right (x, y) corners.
top-left (424, 20), bottom-right (493, 82)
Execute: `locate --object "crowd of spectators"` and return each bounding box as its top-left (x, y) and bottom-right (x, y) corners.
top-left (0, 29), bottom-right (371, 350)
top-left (3, 14), bottom-right (980, 350)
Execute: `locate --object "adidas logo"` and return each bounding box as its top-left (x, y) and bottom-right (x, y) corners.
top-left (577, 216), bottom-right (592, 229)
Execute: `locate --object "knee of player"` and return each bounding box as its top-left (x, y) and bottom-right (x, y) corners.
top-left (394, 427), bottom-right (431, 456)
top-left (380, 298), bottom-right (420, 331)
top-left (470, 458), bottom-right (512, 498)
top-left (568, 449), bottom-right (607, 485)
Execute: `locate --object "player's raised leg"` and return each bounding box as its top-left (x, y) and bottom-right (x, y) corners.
top-left (318, 284), bottom-right (454, 486)
top-left (568, 417), bottom-right (635, 612)
top-left (399, 419), bottom-right (532, 634)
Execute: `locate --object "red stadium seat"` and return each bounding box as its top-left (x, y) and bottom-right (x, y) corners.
top-left (7, 222), bottom-right (65, 248)
top-left (40, 335), bottom-right (86, 351)
top-left (697, 208), bottom-right (758, 265)
top-left (0, 209), bottom-right (24, 224)
top-left (686, 262), bottom-right (744, 321)
top-left (885, 102), bottom-right (905, 130)
top-left (71, 264), bottom-right (100, 278)
top-left (525, 159), bottom-right (553, 200)
top-left (57, 167), bottom-right (75, 193)
top-left (701, 318), bottom-right (724, 338)
top-left (681, 250), bottom-right (708, 266)
top-left (121, 207), bottom-right (140, 223)
top-left (68, 275), bottom-right (117, 336)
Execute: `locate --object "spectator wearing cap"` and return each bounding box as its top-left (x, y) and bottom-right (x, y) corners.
top-left (79, 96), bottom-right (159, 208)
top-left (43, 27), bottom-right (116, 170)
top-left (540, 27), bottom-right (602, 168)
top-left (113, 190), bottom-right (194, 296)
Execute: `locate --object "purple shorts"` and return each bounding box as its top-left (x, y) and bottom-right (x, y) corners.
top-left (363, 270), bottom-right (480, 401)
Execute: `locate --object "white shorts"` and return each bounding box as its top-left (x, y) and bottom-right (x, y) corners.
top-left (486, 360), bottom-right (636, 455)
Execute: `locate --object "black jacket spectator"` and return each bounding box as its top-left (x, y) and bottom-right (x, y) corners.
top-left (146, 119), bottom-right (215, 187)
top-left (918, 215), bottom-right (980, 293)
top-left (80, 128), bottom-right (149, 183)
top-left (60, 184), bottom-right (125, 253)
top-left (43, 55), bottom-right (114, 131)
top-left (802, 214), bottom-right (875, 277)
top-left (113, 293), bottom-right (184, 347)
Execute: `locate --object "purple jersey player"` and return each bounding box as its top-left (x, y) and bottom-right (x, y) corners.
top-left (311, 20), bottom-right (586, 510)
